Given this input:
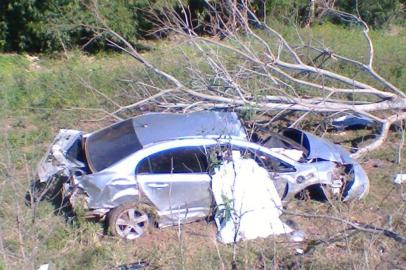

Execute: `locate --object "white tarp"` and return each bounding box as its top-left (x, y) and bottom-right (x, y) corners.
top-left (212, 151), bottom-right (293, 244)
top-left (393, 174), bottom-right (406, 184)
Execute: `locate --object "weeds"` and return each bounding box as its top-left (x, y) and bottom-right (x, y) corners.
top-left (0, 23), bottom-right (405, 269)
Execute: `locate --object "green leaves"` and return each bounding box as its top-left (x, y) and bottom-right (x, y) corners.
top-left (0, 0), bottom-right (170, 52)
top-left (215, 195), bottom-right (235, 225)
top-left (336, 0), bottom-right (403, 28)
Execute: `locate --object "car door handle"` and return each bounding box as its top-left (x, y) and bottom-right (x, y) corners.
top-left (147, 183), bottom-right (169, 188)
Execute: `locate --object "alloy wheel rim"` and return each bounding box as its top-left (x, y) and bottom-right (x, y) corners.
top-left (116, 208), bottom-right (148, 240)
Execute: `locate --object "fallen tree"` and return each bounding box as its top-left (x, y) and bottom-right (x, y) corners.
top-left (84, 0), bottom-right (406, 159)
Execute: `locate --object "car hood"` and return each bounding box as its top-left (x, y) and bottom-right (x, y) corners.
top-left (281, 128), bottom-right (369, 201)
top-left (282, 128), bottom-right (353, 164)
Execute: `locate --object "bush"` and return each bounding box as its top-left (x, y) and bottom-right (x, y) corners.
top-left (0, 0), bottom-right (169, 53)
top-left (335, 0), bottom-right (404, 28)
top-left (0, 0), bottom-right (404, 53)
top-left (258, 0), bottom-right (405, 28)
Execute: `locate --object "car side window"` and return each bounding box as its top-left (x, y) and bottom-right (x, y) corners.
top-left (137, 147), bottom-right (209, 174)
top-left (206, 144), bottom-right (295, 173)
top-left (239, 147), bottom-right (296, 173)
top-left (259, 154), bottom-right (296, 173)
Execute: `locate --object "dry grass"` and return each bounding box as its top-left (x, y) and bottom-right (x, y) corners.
top-left (0, 23), bottom-right (406, 269)
top-left (1, 107), bottom-right (405, 269)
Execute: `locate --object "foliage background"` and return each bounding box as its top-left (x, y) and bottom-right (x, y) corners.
top-left (0, 1), bottom-right (406, 269)
top-left (0, 0), bottom-right (405, 53)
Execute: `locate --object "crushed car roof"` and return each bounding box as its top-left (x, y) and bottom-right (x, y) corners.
top-left (85, 111), bottom-right (247, 172)
top-left (132, 111), bottom-right (247, 145)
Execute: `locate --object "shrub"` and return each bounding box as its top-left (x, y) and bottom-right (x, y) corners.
top-left (0, 0), bottom-right (170, 53)
top-left (335, 0), bottom-right (404, 28)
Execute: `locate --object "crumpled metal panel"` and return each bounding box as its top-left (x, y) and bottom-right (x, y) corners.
top-left (76, 172), bottom-right (139, 209)
top-left (284, 129), bottom-right (369, 200)
top-left (284, 128), bottom-right (352, 163)
top-left (343, 163), bottom-right (370, 201)
top-left (281, 161), bottom-right (336, 202)
top-left (37, 129), bottom-right (83, 182)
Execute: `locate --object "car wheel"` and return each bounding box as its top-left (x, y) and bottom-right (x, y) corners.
top-left (108, 203), bottom-right (149, 240)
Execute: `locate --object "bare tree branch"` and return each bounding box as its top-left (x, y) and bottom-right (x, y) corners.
top-left (282, 208), bottom-right (406, 245)
top-left (82, 0), bottom-right (406, 158)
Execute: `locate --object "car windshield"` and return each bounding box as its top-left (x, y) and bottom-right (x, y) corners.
top-left (85, 119), bottom-right (142, 172)
top-left (262, 132), bottom-right (308, 158)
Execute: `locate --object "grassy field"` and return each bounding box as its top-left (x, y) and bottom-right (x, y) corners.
top-left (0, 22), bottom-right (406, 269)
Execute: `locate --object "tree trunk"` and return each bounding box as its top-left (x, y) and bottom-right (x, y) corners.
top-left (304, 0), bottom-right (316, 27)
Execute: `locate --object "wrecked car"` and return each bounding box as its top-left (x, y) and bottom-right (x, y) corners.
top-left (331, 113), bottom-right (376, 130)
top-left (35, 111), bottom-right (369, 240)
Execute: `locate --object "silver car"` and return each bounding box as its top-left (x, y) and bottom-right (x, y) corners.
top-left (35, 111), bottom-right (369, 240)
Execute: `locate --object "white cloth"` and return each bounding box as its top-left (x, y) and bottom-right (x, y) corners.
top-left (212, 154), bottom-right (292, 243)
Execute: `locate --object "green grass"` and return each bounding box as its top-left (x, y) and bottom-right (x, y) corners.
top-left (247, 20), bottom-right (406, 96)
top-left (0, 54), bottom-right (29, 77)
top-left (0, 22), bottom-right (405, 269)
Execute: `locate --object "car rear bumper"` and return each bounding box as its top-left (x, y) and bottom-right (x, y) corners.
top-left (37, 129), bottom-right (83, 182)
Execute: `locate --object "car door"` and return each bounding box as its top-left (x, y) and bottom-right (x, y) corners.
top-left (135, 146), bottom-right (212, 225)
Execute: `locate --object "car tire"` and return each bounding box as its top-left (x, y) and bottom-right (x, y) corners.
top-left (108, 202), bottom-right (150, 240)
